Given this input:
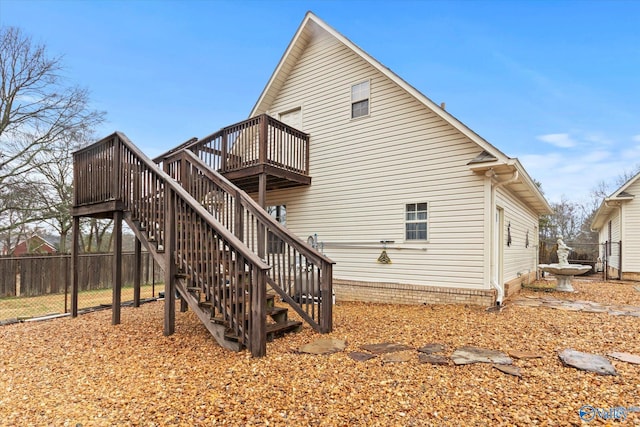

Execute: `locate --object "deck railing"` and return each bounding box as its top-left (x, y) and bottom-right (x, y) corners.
top-left (74, 132), bottom-right (272, 356)
top-left (155, 114), bottom-right (309, 176)
top-left (165, 149), bottom-right (333, 333)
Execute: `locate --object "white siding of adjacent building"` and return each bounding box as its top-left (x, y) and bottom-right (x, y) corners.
top-left (623, 181), bottom-right (640, 273)
top-left (259, 27), bottom-right (489, 289)
top-left (496, 186), bottom-right (539, 282)
top-left (604, 213), bottom-right (622, 270)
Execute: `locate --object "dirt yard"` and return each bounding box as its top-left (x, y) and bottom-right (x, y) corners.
top-left (0, 280), bottom-right (639, 426)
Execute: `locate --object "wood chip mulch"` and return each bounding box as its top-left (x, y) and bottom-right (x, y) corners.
top-left (0, 279), bottom-right (639, 426)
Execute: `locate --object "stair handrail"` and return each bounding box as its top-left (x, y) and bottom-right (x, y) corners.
top-left (78, 132), bottom-right (269, 271)
top-left (74, 132), bottom-right (271, 356)
top-left (165, 148), bottom-right (333, 333)
top-left (177, 150), bottom-right (333, 266)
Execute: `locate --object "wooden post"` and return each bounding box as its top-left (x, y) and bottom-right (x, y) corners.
top-left (133, 236), bottom-right (141, 307)
top-left (234, 189), bottom-right (244, 242)
top-left (164, 187), bottom-right (176, 336)
top-left (250, 268), bottom-right (267, 357)
top-left (113, 137), bottom-right (122, 201)
top-left (259, 114), bottom-right (268, 165)
top-left (257, 174), bottom-right (267, 259)
top-left (221, 130), bottom-right (228, 172)
top-left (71, 216), bottom-right (80, 317)
top-left (112, 210), bottom-right (123, 325)
top-left (320, 263), bottom-right (333, 333)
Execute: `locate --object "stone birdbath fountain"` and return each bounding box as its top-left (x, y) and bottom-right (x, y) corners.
top-left (538, 236), bottom-right (591, 292)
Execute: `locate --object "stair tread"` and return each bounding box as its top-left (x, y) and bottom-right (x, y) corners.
top-left (267, 306), bottom-right (287, 315)
top-left (223, 320), bottom-right (302, 342)
top-left (266, 319), bottom-right (301, 333)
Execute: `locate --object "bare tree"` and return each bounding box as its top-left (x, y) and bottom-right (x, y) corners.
top-left (31, 133), bottom-right (89, 252)
top-left (80, 218), bottom-right (114, 252)
top-left (0, 26), bottom-right (104, 233)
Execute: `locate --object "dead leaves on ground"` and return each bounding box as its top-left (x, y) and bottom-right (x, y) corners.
top-left (0, 279), bottom-right (638, 426)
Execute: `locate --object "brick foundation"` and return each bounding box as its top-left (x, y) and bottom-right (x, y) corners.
top-left (504, 271), bottom-right (536, 301)
top-left (334, 279), bottom-right (496, 307)
top-left (621, 271), bottom-right (640, 281)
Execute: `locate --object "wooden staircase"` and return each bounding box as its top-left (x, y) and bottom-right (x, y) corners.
top-left (72, 130), bottom-right (332, 357)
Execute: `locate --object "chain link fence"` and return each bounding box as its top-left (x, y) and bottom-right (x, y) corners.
top-left (538, 239), bottom-right (601, 276)
top-left (0, 252), bottom-right (163, 324)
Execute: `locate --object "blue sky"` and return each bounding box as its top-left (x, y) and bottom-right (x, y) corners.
top-left (2, 0), bottom-right (639, 204)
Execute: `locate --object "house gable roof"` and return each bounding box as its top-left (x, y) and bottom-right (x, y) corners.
top-left (591, 171), bottom-right (640, 231)
top-left (250, 11), bottom-right (552, 216)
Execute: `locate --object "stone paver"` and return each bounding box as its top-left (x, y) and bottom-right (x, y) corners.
top-left (512, 296), bottom-right (640, 317)
top-left (509, 350), bottom-right (543, 360)
top-left (418, 353), bottom-right (450, 365)
top-left (418, 343), bottom-right (446, 354)
top-left (493, 364), bottom-right (522, 377)
top-left (298, 338), bottom-right (346, 355)
top-left (360, 342), bottom-right (413, 354)
top-left (608, 352), bottom-right (640, 365)
top-left (559, 349), bottom-right (617, 376)
top-left (451, 346), bottom-right (512, 366)
top-left (348, 352), bottom-right (376, 362)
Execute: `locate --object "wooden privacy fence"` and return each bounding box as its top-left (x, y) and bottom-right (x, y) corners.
top-left (0, 253), bottom-right (162, 298)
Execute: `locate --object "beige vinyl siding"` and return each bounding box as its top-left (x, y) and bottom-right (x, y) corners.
top-left (260, 27), bottom-right (488, 289)
top-left (496, 186), bottom-right (539, 282)
top-left (623, 181), bottom-right (640, 272)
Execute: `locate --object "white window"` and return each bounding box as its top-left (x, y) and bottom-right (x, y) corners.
top-left (351, 80), bottom-right (370, 118)
top-left (267, 205), bottom-right (286, 253)
top-left (405, 203), bottom-right (428, 240)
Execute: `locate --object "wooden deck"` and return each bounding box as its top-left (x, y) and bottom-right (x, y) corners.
top-left (71, 127), bottom-right (332, 357)
top-left (155, 114), bottom-right (311, 194)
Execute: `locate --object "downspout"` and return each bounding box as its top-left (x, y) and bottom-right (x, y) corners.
top-left (488, 169), bottom-right (519, 305)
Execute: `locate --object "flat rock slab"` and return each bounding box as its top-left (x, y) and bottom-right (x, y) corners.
top-left (493, 364), bottom-right (522, 378)
top-left (451, 346), bottom-right (513, 366)
top-left (418, 353), bottom-right (450, 365)
top-left (509, 350), bottom-right (543, 360)
top-left (348, 352), bottom-right (376, 362)
top-left (418, 343), bottom-right (446, 354)
top-left (298, 338), bottom-right (346, 355)
top-left (381, 351), bottom-right (413, 363)
top-left (608, 352), bottom-right (640, 365)
top-left (558, 349), bottom-right (617, 376)
top-left (361, 343), bottom-right (413, 354)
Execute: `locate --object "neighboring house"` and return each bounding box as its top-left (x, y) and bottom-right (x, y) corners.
top-left (242, 12), bottom-right (552, 306)
top-left (591, 171), bottom-right (640, 280)
top-left (10, 235), bottom-right (58, 256)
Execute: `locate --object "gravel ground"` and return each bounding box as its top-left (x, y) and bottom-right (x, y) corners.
top-left (0, 279), bottom-right (639, 426)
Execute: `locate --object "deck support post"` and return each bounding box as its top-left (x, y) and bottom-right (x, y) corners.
top-left (133, 236), bottom-right (141, 307)
top-left (250, 269), bottom-right (267, 357)
top-left (71, 216), bottom-right (80, 317)
top-left (112, 210), bottom-right (123, 325)
top-left (320, 263), bottom-right (333, 333)
top-left (164, 188), bottom-right (176, 336)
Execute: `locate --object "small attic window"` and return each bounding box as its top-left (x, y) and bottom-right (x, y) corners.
top-left (351, 80), bottom-right (370, 118)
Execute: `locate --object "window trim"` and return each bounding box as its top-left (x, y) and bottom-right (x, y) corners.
top-left (350, 80), bottom-right (370, 119)
top-left (404, 202), bottom-right (429, 242)
top-left (267, 205), bottom-right (287, 254)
